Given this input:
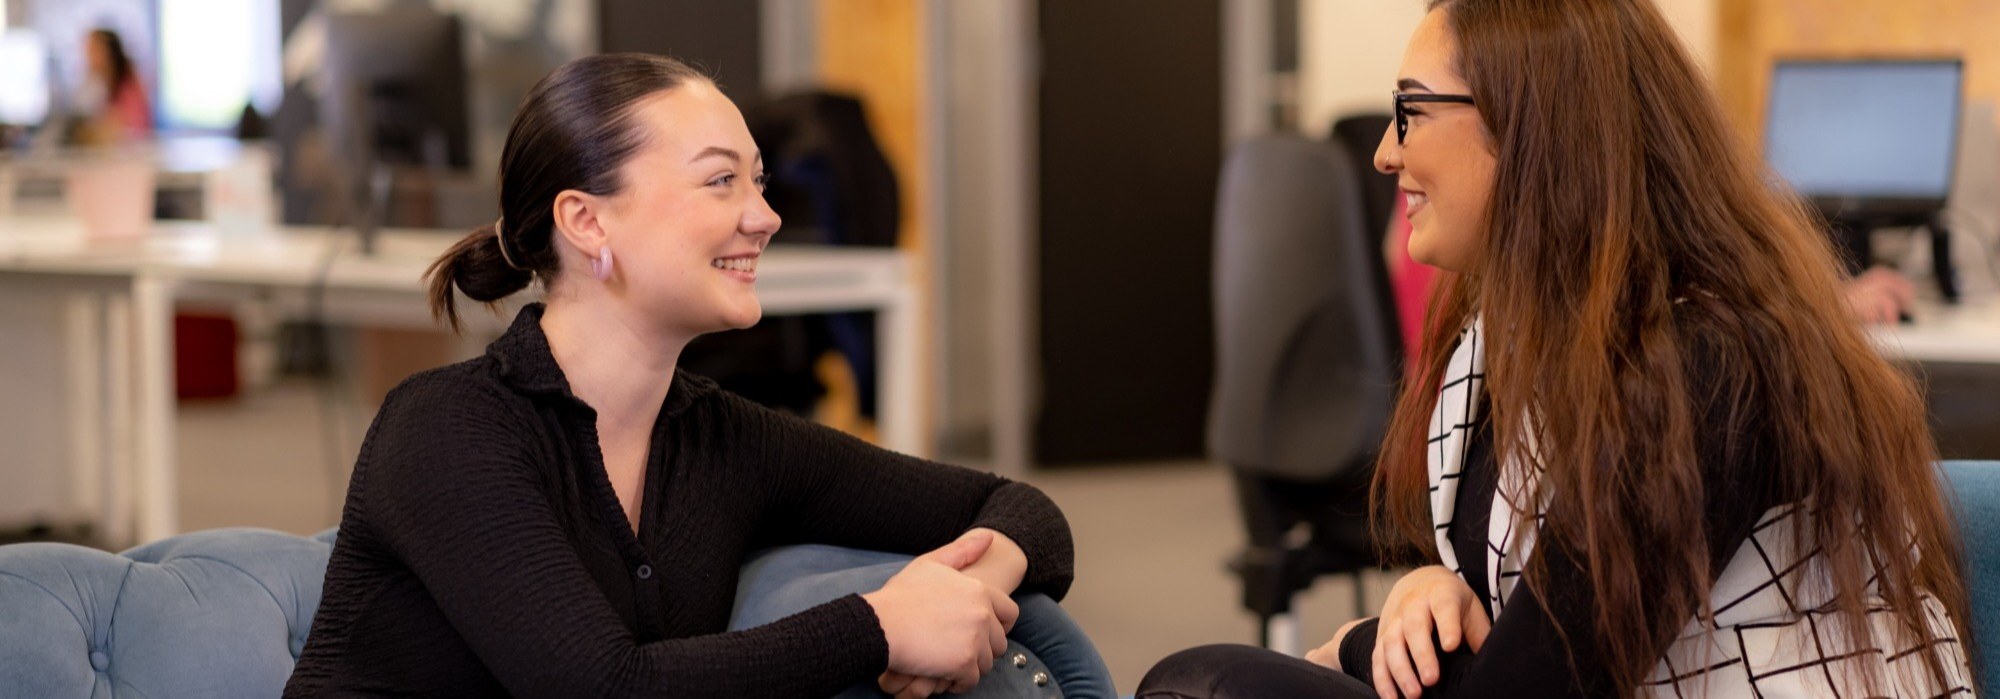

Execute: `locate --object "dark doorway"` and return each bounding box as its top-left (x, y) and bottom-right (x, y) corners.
top-left (1036, 0), bottom-right (1222, 464)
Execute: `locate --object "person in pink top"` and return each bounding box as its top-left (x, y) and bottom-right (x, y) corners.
top-left (77, 29), bottom-right (152, 145)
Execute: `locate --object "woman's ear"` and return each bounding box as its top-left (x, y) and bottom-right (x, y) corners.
top-left (550, 189), bottom-right (609, 260)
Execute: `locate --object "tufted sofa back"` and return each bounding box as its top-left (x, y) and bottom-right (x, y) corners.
top-left (0, 528), bottom-right (335, 697)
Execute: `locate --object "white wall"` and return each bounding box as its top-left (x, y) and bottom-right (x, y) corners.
top-left (1297, 0), bottom-right (1428, 137)
top-left (1654, 0), bottom-right (1717, 77)
top-left (933, 0), bottom-right (1036, 471)
top-left (1298, 0), bottom-right (1718, 136)
top-left (0, 299), bottom-right (81, 526)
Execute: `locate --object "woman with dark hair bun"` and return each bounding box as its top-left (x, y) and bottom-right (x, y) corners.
top-left (285, 53), bottom-right (1072, 699)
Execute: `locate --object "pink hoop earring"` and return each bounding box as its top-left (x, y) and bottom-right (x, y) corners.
top-left (592, 246), bottom-right (615, 281)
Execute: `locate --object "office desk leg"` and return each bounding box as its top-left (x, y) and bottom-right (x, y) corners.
top-left (133, 276), bottom-right (178, 544)
top-left (879, 286), bottom-right (926, 458)
top-left (65, 296), bottom-right (106, 539)
top-left (103, 292), bottom-right (135, 547)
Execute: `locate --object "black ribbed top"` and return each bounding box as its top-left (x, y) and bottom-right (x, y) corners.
top-left (284, 304), bottom-right (1074, 698)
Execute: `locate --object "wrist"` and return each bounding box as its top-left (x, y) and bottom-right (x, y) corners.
top-left (859, 591), bottom-right (901, 666)
top-left (961, 528), bottom-right (1028, 591)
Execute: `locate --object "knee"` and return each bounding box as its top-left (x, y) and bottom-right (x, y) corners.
top-left (1135, 644), bottom-right (1274, 699)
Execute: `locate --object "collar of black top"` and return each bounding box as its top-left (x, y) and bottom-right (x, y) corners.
top-left (485, 303), bottom-right (713, 417)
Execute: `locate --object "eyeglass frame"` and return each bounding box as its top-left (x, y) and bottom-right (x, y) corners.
top-left (1393, 91), bottom-right (1477, 145)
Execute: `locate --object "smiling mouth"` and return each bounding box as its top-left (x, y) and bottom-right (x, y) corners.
top-left (711, 255), bottom-right (759, 281)
top-left (1403, 190), bottom-right (1429, 215)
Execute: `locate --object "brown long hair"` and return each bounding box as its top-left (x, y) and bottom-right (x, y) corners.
top-left (1372, 0), bottom-right (1973, 694)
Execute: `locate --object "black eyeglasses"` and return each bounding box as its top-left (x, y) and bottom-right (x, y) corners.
top-left (1393, 91), bottom-right (1476, 145)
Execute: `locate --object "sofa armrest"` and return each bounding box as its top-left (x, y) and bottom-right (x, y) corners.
top-left (730, 544), bottom-right (1113, 698)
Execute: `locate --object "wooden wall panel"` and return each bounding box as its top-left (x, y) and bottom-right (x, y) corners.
top-left (815, 0), bottom-right (926, 253)
top-left (813, 0), bottom-right (932, 447)
top-left (1718, 0), bottom-right (2000, 142)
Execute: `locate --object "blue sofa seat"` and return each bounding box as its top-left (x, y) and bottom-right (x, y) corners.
top-left (0, 528), bottom-right (1112, 698)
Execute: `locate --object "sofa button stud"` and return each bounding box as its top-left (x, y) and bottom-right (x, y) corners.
top-left (1031, 671), bottom-right (1049, 686)
top-left (90, 651), bottom-right (109, 672)
top-left (636, 564), bottom-right (652, 579)
top-left (1013, 653), bottom-right (1028, 669)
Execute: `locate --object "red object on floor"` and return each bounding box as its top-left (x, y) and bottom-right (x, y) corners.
top-left (175, 313), bottom-right (239, 400)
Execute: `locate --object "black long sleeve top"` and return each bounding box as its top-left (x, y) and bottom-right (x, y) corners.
top-left (284, 304), bottom-right (1074, 698)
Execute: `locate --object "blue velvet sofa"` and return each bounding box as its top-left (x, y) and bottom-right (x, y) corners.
top-left (0, 528), bottom-right (1113, 697)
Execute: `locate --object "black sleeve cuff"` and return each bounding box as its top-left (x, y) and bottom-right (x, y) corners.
top-left (970, 482), bottom-right (1076, 601)
top-left (763, 593), bottom-right (893, 687)
top-left (1339, 617), bottom-right (1380, 682)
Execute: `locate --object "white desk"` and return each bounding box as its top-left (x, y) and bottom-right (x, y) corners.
top-left (1872, 298), bottom-right (2000, 365)
top-left (0, 138), bottom-right (276, 222)
top-left (0, 216), bottom-right (924, 545)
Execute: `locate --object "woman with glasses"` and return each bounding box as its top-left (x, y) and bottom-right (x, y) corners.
top-left (1137, 1), bottom-right (1976, 697)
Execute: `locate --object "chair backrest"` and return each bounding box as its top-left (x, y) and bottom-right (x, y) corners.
top-left (742, 91), bottom-right (901, 248)
top-left (1208, 135), bottom-right (1400, 480)
top-left (1941, 460), bottom-right (2000, 688)
top-left (1330, 113), bottom-right (1399, 249)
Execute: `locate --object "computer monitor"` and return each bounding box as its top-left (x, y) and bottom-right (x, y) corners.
top-left (1764, 59), bottom-right (1962, 216)
top-left (319, 7), bottom-right (471, 171)
top-left (0, 29), bottom-right (51, 128)
top-left (1765, 58), bottom-right (1965, 301)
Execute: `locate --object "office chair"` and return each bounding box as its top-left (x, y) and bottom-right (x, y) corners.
top-left (1209, 135), bottom-right (1403, 654)
top-left (681, 92), bottom-right (901, 416)
top-left (1330, 114), bottom-right (1399, 249)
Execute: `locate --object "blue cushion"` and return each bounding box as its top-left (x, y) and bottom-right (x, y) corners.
top-left (732, 544), bottom-right (1114, 698)
top-left (0, 528), bottom-right (333, 698)
top-left (1941, 460), bottom-right (2000, 689)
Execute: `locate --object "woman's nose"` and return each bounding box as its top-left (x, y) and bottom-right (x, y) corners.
top-left (1374, 122), bottom-right (1401, 175)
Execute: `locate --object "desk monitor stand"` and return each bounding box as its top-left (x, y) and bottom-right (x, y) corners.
top-left (356, 164), bottom-right (391, 257)
top-left (1826, 206), bottom-right (1960, 304)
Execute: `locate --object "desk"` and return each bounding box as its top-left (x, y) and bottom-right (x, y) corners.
top-left (0, 216), bottom-right (923, 545)
top-left (1, 139), bottom-right (276, 227)
top-left (1872, 298), bottom-right (2000, 364)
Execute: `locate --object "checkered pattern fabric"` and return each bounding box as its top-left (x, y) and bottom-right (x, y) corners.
top-left (1427, 318), bottom-right (1976, 697)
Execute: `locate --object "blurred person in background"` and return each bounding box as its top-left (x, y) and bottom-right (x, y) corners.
top-left (71, 28), bottom-right (151, 146)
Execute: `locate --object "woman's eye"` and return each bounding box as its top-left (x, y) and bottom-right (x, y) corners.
top-left (1403, 107), bottom-right (1429, 119)
top-left (753, 173), bottom-right (771, 191)
top-left (709, 174), bottom-right (736, 188)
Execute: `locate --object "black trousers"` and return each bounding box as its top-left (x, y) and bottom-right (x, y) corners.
top-left (1136, 644), bottom-right (1378, 699)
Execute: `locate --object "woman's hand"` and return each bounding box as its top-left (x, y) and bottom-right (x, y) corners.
top-left (1305, 616), bottom-right (1373, 670)
top-left (863, 530), bottom-right (1019, 694)
top-left (876, 528), bottom-right (1029, 696)
top-left (1844, 266), bottom-right (1917, 325)
top-left (876, 672), bottom-right (946, 699)
top-left (1370, 565), bottom-right (1491, 698)
top-left (954, 527), bottom-right (1028, 609)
